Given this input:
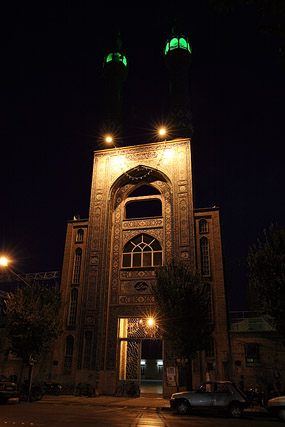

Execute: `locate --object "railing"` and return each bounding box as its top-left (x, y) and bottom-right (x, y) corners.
top-left (0, 271), bottom-right (61, 283)
top-left (229, 311), bottom-right (274, 331)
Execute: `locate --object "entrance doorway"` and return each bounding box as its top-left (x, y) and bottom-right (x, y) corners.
top-left (117, 318), bottom-right (163, 396)
top-left (140, 339), bottom-right (163, 395)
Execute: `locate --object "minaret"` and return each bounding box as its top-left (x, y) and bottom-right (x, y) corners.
top-left (100, 31), bottom-right (128, 145)
top-left (164, 21), bottom-right (194, 138)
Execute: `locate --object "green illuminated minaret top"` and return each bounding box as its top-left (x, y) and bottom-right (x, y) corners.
top-left (100, 31), bottom-right (128, 143)
top-left (164, 21), bottom-right (194, 138)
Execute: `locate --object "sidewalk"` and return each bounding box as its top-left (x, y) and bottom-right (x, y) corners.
top-left (38, 394), bottom-right (170, 410)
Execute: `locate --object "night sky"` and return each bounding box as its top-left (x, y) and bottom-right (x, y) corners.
top-left (1, 2), bottom-right (284, 310)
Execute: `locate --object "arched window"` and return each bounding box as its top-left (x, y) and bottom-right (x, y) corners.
top-left (64, 335), bottom-right (74, 368)
top-left (68, 288), bottom-right (78, 327)
top-left (199, 219), bottom-right (209, 234)
top-left (73, 248), bottom-right (82, 284)
top-left (122, 234), bottom-right (162, 268)
top-left (170, 37), bottom-right (178, 49)
top-left (179, 37), bottom-right (187, 49)
top-left (200, 237), bottom-right (210, 276)
top-left (76, 229), bottom-right (84, 242)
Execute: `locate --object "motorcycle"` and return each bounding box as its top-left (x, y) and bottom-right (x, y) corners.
top-left (42, 381), bottom-right (62, 396)
top-left (246, 386), bottom-right (265, 407)
top-left (19, 382), bottom-right (43, 401)
top-left (74, 382), bottom-right (94, 397)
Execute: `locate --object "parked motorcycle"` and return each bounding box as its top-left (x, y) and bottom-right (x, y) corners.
top-left (19, 382), bottom-right (43, 401)
top-left (42, 381), bottom-right (62, 396)
top-left (246, 386), bottom-right (265, 407)
top-left (74, 382), bottom-right (94, 397)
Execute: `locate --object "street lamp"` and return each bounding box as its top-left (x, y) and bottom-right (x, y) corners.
top-left (0, 257), bottom-right (31, 287)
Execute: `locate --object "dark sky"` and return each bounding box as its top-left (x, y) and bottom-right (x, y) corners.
top-left (1, 2), bottom-right (284, 310)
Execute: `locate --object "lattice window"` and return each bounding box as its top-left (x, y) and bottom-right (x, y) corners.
top-left (76, 229), bottom-right (84, 242)
top-left (200, 237), bottom-right (210, 276)
top-left (119, 340), bottom-right (140, 381)
top-left (119, 318), bottom-right (160, 339)
top-left (64, 335), bottom-right (74, 368)
top-left (73, 248), bottom-right (82, 283)
top-left (68, 288), bottom-right (78, 327)
top-left (199, 219), bottom-right (209, 234)
top-left (122, 234), bottom-right (162, 268)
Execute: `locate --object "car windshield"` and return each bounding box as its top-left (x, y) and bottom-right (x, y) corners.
top-left (195, 383), bottom-right (212, 393)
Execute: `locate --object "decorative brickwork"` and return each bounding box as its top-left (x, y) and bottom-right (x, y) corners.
top-left (54, 139), bottom-right (230, 395)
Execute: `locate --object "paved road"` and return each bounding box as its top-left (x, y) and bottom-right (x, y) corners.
top-left (0, 401), bottom-right (279, 427)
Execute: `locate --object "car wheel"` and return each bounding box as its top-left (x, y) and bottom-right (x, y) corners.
top-left (229, 402), bottom-right (242, 418)
top-left (177, 400), bottom-right (190, 415)
top-left (279, 408), bottom-right (285, 421)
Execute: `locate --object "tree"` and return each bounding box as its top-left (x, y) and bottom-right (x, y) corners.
top-left (210, 0), bottom-right (285, 69)
top-left (4, 283), bottom-right (63, 365)
top-left (248, 224), bottom-right (285, 335)
top-left (152, 260), bottom-right (214, 387)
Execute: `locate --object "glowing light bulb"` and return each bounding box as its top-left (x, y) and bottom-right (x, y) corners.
top-left (105, 135), bottom-right (113, 144)
top-left (147, 317), bottom-right (155, 327)
top-left (158, 128), bottom-right (166, 137)
top-left (0, 257), bottom-right (8, 266)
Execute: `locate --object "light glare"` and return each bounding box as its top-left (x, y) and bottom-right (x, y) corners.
top-left (105, 135), bottom-right (113, 144)
top-left (159, 128), bottom-right (166, 136)
top-left (0, 257), bottom-right (8, 266)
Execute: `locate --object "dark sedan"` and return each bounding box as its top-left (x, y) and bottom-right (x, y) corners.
top-left (0, 375), bottom-right (19, 404)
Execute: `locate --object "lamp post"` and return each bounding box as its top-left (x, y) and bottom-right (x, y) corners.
top-left (0, 256), bottom-right (34, 401)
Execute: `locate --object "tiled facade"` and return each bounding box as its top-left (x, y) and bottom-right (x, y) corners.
top-left (52, 138), bottom-right (231, 396)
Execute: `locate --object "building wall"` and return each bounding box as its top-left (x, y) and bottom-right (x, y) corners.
top-left (230, 330), bottom-right (285, 395)
top-left (192, 209), bottom-right (230, 386)
top-left (53, 138), bottom-right (230, 396)
top-left (51, 218), bottom-right (88, 391)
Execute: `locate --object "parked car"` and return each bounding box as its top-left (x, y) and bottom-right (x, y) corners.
top-left (267, 395), bottom-right (285, 421)
top-left (170, 380), bottom-right (248, 418)
top-left (0, 375), bottom-right (19, 404)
